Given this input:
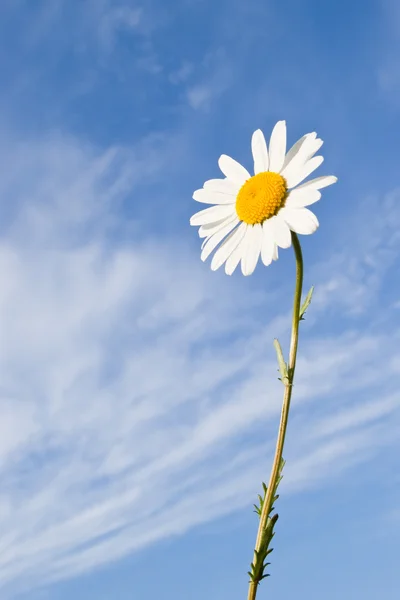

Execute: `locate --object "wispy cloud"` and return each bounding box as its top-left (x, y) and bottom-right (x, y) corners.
top-left (186, 49), bottom-right (233, 110)
top-left (376, 0), bottom-right (400, 104)
top-left (95, 3), bottom-right (143, 51)
top-left (169, 60), bottom-right (194, 84)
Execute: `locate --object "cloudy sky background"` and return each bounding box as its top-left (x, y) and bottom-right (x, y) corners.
top-left (0, 0), bottom-right (399, 598)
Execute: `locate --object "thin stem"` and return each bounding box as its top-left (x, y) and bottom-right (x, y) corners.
top-left (247, 233), bottom-right (304, 600)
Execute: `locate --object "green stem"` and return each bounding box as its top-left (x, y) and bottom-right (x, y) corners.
top-left (247, 233), bottom-right (304, 600)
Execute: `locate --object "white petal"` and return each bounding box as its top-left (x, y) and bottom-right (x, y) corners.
top-left (272, 245), bottom-right (279, 261)
top-left (268, 120), bottom-right (287, 173)
top-left (201, 217), bottom-right (240, 261)
top-left (295, 175), bottom-right (338, 192)
top-left (203, 178), bottom-right (240, 194)
top-left (292, 135), bottom-right (323, 164)
top-left (199, 214), bottom-right (238, 238)
top-left (281, 133), bottom-right (313, 172)
top-left (309, 138), bottom-right (323, 159)
top-left (281, 135), bottom-right (323, 186)
top-left (211, 222), bottom-right (247, 271)
top-left (251, 129), bottom-right (269, 174)
top-left (261, 219), bottom-right (275, 266)
top-left (241, 224), bottom-right (263, 276)
top-left (280, 207), bottom-right (319, 235)
top-left (284, 155), bottom-right (324, 190)
top-left (201, 236), bottom-right (210, 250)
top-left (190, 204), bottom-right (235, 226)
top-left (225, 228), bottom-right (249, 275)
top-left (269, 214), bottom-right (292, 249)
top-left (218, 155), bottom-right (250, 185)
top-left (193, 189), bottom-right (236, 205)
top-left (285, 188), bottom-right (321, 208)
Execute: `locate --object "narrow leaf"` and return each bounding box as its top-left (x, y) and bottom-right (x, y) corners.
top-left (299, 285), bottom-right (314, 320)
top-left (273, 338), bottom-right (289, 384)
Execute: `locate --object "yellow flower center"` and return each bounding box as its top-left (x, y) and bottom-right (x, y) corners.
top-left (235, 172), bottom-right (288, 225)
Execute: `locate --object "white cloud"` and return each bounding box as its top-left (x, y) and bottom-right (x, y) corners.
top-left (169, 60), bottom-right (194, 84)
top-left (377, 0), bottom-right (400, 102)
top-left (84, 0), bottom-right (162, 73)
top-left (96, 4), bottom-right (142, 50)
top-left (187, 84), bottom-right (215, 110)
top-left (186, 49), bottom-right (233, 110)
top-left (0, 126), bottom-right (398, 598)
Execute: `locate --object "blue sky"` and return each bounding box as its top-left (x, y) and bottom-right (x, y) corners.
top-left (0, 0), bottom-right (399, 598)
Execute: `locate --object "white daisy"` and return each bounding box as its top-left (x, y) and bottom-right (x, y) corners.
top-left (190, 121), bottom-right (337, 276)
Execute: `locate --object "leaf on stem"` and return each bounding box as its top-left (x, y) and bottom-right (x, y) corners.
top-left (248, 458), bottom-right (286, 584)
top-left (299, 285), bottom-right (314, 320)
top-left (273, 338), bottom-right (289, 385)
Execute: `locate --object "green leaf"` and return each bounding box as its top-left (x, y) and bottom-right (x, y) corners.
top-left (248, 459), bottom-right (286, 585)
top-left (299, 285), bottom-right (314, 320)
top-left (273, 338), bottom-right (289, 385)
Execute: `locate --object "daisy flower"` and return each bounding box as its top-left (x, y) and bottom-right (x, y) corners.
top-left (190, 121), bottom-right (337, 276)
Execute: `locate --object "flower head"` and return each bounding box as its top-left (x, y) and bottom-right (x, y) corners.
top-left (190, 121), bottom-right (337, 275)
